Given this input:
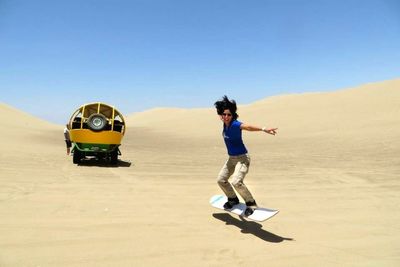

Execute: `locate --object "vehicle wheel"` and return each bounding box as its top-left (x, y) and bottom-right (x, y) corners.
top-left (87, 113), bottom-right (107, 131)
top-left (73, 149), bottom-right (82, 164)
top-left (110, 149), bottom-right (118, 165)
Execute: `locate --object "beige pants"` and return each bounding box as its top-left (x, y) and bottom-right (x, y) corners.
top-left (217, 154), bottom-right (255, 203)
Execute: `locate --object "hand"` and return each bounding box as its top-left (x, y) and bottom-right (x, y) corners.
top-left (264, 127), bottom-right (278, 135)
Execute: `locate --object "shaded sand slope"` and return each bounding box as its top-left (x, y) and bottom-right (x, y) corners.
top-left (0, 79), bottom-right (399, 266)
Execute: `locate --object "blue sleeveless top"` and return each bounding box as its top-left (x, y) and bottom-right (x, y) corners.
top-left (223, 120), bottom-right (248, 156)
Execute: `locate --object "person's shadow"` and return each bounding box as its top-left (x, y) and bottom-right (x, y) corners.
top-left (212, 213), bottom-right (294, 243)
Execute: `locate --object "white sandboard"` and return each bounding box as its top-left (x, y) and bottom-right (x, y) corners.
top-left (210, 195), bottom-right (279, 222)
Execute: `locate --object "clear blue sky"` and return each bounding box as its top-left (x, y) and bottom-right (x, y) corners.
top-left (1, 0), bottom-right (399, 124)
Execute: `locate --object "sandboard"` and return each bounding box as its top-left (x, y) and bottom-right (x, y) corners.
top-left (210, 195), bottom-right (279, 222)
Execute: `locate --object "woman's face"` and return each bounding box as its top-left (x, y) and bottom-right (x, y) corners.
top-left (221, 109), bottom-right (233, 125)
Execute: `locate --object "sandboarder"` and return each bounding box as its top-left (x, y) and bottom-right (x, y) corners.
top-left (214, 95), bottom-right (278, 216)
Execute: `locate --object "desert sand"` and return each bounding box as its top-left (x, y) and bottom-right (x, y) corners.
top-left (0, 79), bottom-right (399, 266)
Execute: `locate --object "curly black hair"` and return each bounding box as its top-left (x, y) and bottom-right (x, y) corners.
top-left (214, 95), bottom-right (239, 120)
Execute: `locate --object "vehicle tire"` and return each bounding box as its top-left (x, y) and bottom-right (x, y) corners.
top-left (87, 113), bottom-right (107, 131)
top-left (73, 149), bottom-right (82, 164)
top-left (110, 149), bottom-right (118, 165)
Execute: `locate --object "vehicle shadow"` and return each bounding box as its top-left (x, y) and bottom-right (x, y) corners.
top-left (77, 158), bottom-right (132, 168)
top-left (212, 213), bottom-right (294, 243)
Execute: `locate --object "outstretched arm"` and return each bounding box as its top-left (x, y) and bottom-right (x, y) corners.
top-left (240, 123), bottom-right (278, 135)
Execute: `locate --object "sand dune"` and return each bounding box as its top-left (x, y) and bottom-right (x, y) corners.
top-left (127, 79), bottom-right (400, 138)
top-left (0, 103), bottom-right (61, 151)
top-left (0, 79), bottom-right (399, 266)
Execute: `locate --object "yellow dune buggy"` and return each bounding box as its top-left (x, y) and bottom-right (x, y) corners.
top-left (68, 102), bottom-right (126, 164)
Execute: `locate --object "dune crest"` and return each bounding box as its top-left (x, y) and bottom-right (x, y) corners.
top-left (0, 103), bottom-right (59, 129)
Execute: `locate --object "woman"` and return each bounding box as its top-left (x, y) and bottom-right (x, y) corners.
top-left (214, 96), bottom-right (278, 216)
